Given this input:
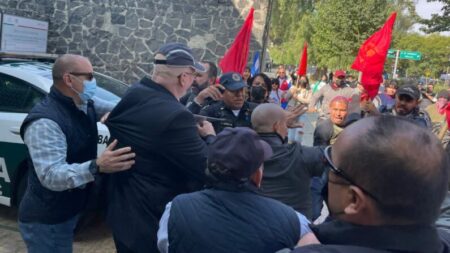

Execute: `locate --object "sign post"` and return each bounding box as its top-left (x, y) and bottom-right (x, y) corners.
top-left (393, 50), bottom-right (400, 79)
top-left (388, 49), bottom-right (422, 79)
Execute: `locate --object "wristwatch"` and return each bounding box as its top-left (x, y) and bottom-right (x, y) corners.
top-left (89, 159), bottom-right (99, 175)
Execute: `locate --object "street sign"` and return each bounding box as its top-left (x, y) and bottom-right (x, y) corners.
top-left (387, 49), bottom-right (422, 61)
top-left (399, 50), bottom-right (422, 60)
top-left (387, 49), bottom-right (396, 58)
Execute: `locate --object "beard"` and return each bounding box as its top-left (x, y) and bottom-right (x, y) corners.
top-left (192, 80), bottom-right (209, 91)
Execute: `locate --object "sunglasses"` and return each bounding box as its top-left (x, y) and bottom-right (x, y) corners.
top-left (70, 72), bottom-right (94, 81)
top-left (323, 146), bottom-right (381, 203)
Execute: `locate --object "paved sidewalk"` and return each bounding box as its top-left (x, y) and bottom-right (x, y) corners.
top-left (0, 206), bottom-right (115, 253)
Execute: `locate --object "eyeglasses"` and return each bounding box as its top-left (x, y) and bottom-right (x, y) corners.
top-left (323, 146), bottom-right (382, 203)
top-left (70, 72), bottom-right (94, 81)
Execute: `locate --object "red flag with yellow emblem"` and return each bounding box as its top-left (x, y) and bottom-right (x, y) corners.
top-left (351, 12), bottom-right (396, 99)
top-left (219, 8), bottom-right (254, 75)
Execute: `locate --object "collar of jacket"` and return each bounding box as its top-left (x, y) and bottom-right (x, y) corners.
top-left (220, 100), bottom-right (251, 113)
top-left (258, 132), bottom-right (285, 145)
top-left (140, 76), bottom-right (178, 101)
top-left (49, 85), bottom-right (90, 113)
top-left (206, 180), bottom-right (260, 194)
top-left (311, 220), bottom-right (444, 252)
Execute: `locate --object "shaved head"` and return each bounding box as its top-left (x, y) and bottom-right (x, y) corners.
top-left (329, 96), bottom-right (349, 107)
top-left (52, 54), bottom-right (91, 82)
top-left (252, 103), bottom-right (286, 133)
top-left (333, 115), bottom-right (449, 224)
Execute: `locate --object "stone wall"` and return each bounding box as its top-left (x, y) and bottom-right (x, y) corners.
top-left (0, 0), bottom-right (268, 83)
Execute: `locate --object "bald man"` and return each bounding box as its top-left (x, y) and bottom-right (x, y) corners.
top-left (313, 96), bottom-right (350, 146)
top-left (19, 54), bottom-right (135, 252)
top-left (310, 96), bottom-right (359, 220)
top-left (293, 115), bottom-right (450, 253)
top-left (251, 103), bottom-right (326, 219)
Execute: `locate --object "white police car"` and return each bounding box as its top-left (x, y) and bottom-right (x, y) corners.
top-left (0, 53), bottom-right (128, 207)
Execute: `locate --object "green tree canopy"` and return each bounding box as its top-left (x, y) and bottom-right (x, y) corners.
top-left (268, 0), bottom-right (420, 72)
top-left (420, 0), bottom-right (450, 33)
top-left (389, 33), bottom-right (450, 78)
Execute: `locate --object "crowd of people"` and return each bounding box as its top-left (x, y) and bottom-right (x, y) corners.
top-left (18, 42), bottom-right (450, 253)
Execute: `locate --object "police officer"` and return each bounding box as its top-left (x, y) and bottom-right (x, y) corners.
top-left (200, 72), bottom-right (257, 133)
top-left (379, 84), bottom-right (431, 129)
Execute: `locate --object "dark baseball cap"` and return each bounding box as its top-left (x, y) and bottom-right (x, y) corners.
top-left (397, 84), bottom-right (420, 100)
top-left (154, 42), bottom-right (205, 72)
top-left (207, 127), bottom-right (273, 181)
top-left (219, 72), bottom-right (247, 91)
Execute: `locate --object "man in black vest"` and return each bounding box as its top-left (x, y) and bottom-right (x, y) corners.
top-left (251, 103), bottom-right (326, 220)
top-left (157, 127), bottom-right (311, 253)
top-left (292, 116), bottom-right (450, 253)
top-left (105, 43), bottom-right (215, 253)
top-left (19, 54), bottom-right (135, 253)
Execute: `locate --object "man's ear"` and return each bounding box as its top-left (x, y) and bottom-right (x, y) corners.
top-left (63, 73), bottom-right (72, 87)
top-left (272, 121), bottom-right (279, 133)
top-left (343, 186), bottom-right (368, 215)
top-left (178, 73), bottom-right (190, 88)
top-left (250, 167), bottom-right (263, 188)
top-left (208, 77), bottom-right (216, 86)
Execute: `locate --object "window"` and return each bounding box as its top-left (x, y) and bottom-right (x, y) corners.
top-left (93, 72), bottom-right (128, 104)
top-left (0, 74), bottom-right (45, 113)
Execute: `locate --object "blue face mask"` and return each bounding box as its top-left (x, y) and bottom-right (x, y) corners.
top-left (72, 78), bottom-right (97, 103)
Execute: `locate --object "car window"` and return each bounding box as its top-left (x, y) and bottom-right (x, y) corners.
top-left (0, 73), bottom-right (45, 113)
top-left (94, 73), bottom-right (128, 103)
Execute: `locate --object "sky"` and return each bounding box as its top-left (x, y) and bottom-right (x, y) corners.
top-left (413, 0), bottom-right (449, 35)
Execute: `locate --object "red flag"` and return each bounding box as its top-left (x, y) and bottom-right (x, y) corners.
top-left (351, 12), bottom-right (397, 99)
top-left (219, 8), bottom-right (254, 74)
top-left (446, 103), bottom-right (450, 130)
top-left (297, 42), bottom-right (308, 76)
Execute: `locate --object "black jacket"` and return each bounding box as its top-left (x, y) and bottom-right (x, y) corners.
top-left (292, 220), bottom-right (450, 253)
top-left (199, 100), bottom-right (257, 133)
top-left (259, 133), bottom-right (325, 219)
top-left (105, 77), bottom-right (208, 253)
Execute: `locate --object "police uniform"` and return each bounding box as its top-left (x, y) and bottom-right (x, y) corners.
top-left (200, 100), bottom-right (257, 133)
top-left (199, 72), bottom-right (258, 133)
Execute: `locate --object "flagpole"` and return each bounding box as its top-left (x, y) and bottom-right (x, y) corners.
top-left (392, 49), bottom-right (400, 79)
top-left (260, 0), bottom-right (274, 72)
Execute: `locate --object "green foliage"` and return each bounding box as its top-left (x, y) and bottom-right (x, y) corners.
top-left (310, 0), bottom-right (393, 69)
top-left (420, 0), bottom-right (450, 33)
top-left (269, 0), bottom-right (316, 65)
top-left (389, 33), bottom-right (450, 78)
top-left (268, 0), bottom-right (420, 70)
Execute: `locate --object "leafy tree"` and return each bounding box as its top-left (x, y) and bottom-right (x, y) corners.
top-left (420, 0), bottom-right (450, 33)
top-left (268, 0), bottom-right (419, 70)
top-left (389, 33), bottom-right (450, 78)
top-left (310, 0), bottom-right (394, 69)
top-left (269, 0), bottom-right (316, 65)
